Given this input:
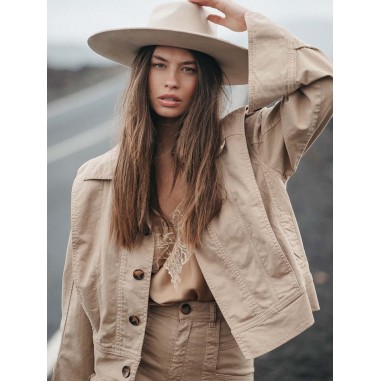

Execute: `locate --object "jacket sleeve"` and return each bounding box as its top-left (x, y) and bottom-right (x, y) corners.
top-left (52, 232), bottom-right (95, 381)
top-left (244, 11), bottom-right (333, 179)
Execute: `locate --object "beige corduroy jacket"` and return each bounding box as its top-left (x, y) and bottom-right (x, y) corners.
top-left (52, 11), bottom-right (333, 381)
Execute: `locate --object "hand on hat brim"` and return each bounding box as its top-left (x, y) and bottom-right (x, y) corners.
top-left (188, 0), bottom-right (249, 32)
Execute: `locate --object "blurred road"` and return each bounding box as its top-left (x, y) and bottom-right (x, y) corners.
top-left (47, 74), bottom-right (127, 379)
top-left (47, 74), bottom-right (126, 339)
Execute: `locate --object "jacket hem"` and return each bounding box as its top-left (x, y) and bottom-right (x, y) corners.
top-left (93, 344), bottom-right (142, 381)
top-left (232, 291), bottom-right (315, 359)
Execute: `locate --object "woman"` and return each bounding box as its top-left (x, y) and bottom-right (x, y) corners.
top-left (52, 0), bottom-right (333, 380)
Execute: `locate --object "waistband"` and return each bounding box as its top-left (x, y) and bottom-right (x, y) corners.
top-left (148, 299), bottom-right (224, 322)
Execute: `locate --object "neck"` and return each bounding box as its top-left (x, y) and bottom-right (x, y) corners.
top-left (153, 115), bottom-right (183, 154)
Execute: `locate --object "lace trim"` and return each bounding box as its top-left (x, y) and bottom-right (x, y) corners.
top-left (152, 207), bottom-right (193, 292)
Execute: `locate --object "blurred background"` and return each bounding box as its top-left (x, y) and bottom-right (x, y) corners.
top-left (47, 0), bottom-right (333, 380)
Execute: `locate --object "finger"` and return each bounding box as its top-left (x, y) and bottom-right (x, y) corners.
top-left (189, 0), bottom-right (231, 18)
top-left (207, 14), bottom-right (226, 26)
top-left (188, 0), bottom-right (220, 9)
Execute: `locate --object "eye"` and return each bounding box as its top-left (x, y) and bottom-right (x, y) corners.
top-left (182, 66), bottom-right (197, 74)
top-left (152, 62), bottom-right (166, 69)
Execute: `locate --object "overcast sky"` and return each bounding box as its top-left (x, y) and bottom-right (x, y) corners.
top-left (47, 0), bottom-right (332, 67)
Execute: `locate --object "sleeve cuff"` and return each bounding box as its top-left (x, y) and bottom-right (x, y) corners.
top-left (244, 12), bottom-right (302, 113)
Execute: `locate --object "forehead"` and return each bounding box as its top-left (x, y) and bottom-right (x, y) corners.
top-left (152, 46), bottom-right (196, 62)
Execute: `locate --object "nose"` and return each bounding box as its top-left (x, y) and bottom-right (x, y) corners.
top-left (165, 69), bottom-right (179, 89)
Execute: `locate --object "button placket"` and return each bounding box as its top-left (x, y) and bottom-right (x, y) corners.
top-left (119, 234), bottom-right (152, 376)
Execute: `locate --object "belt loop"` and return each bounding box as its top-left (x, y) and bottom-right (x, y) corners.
top-left (209, 302), bottom-right (216, 328)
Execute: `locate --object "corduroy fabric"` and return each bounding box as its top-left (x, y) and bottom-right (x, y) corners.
top-left (135, 300), bottom-right (254, 381)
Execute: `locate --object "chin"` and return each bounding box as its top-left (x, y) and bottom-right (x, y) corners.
top-left (154, 108), bottom-right (184, 119)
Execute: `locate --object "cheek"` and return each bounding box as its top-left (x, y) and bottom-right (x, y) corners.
top-left (186, 77), bottom-right (198, 99)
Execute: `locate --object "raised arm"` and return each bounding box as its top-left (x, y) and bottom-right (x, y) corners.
top-left (189, 0), bottom-right (333, 179)
top-left (244, 11), bottom-right (333, 179)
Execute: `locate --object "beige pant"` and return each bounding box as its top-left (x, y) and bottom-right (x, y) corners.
top-left (135, 300), bottom-right (254, 381)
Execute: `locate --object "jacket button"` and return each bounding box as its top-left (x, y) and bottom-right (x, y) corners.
top-left (122, 365), bottom-right (131, 378)
top-left (129, 315), bottom-right (140, 326)
top-left (181, 303), bottom-right (192, 315)
top-left (133, 269), bottom-right (144, 280)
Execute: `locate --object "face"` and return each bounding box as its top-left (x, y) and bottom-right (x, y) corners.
top-left (148, 46), bottom-right (198, 122)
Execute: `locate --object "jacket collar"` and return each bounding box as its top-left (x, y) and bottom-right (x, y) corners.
top-left (83, 146), bottom-right (118, 181)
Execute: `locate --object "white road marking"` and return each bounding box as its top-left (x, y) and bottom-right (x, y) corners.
top-left (47, 119), bottom-right (117, 164)
top-left (47, 329), bottom-right (61, 377)
top-left (48, 73), bottom-right (127, 120)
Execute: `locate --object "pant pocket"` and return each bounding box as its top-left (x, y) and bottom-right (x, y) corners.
top-left (215, 320), bottom-right (254, 380)
top-left (218, 319), bottom-right (240, 351)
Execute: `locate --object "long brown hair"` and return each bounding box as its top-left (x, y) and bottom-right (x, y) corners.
top-left (111, 45), bottom-right (226, 250)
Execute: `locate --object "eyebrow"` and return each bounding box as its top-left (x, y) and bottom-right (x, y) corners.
top-left (152, 55), bottom-right (197, 65)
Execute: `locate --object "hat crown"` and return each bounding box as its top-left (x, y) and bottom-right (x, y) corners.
top-left (87, 0), bottom-right (248, 84)
top-left (147, 1), bottom-right (217, 36)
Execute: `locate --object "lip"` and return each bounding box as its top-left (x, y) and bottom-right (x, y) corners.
top-left (158, 94), bottom-right (181, 107)
top-left (159, 94), bottom-right (181, 101)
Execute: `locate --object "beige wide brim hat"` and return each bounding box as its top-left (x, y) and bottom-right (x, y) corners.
top-left (88, 1), bottom-right (248, 85)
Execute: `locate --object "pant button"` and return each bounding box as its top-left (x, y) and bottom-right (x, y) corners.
top-left (181, 303), bottom-right (192, 315)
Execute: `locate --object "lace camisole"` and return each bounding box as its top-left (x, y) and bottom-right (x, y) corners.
top-left (149, 207), bottom-right (215, 306)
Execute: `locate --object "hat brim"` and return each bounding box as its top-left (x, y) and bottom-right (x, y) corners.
top-left (88, 28), bottom-right (248, 85)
